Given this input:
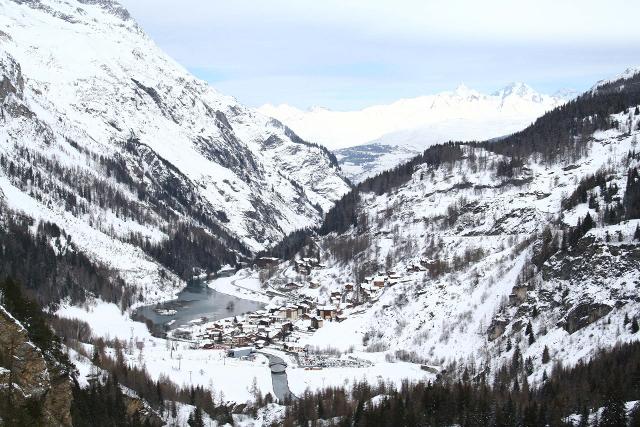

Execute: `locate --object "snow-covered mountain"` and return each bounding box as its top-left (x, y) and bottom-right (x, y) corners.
top-left (260, 83), bottom-right (570, 182)
top-left (251, 70), bottom-right (640, 391)
top-left (0, 0), bottom-right (349, 301)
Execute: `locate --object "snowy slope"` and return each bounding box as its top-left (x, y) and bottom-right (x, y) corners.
top-left (0, 0), bottom-right (349, 251)
top-left (255, 96), bottom-right (640, 387)
top-left (260, 83), bottom-right (569, 182)
top-left (0, 0), bottom-right (350, 303)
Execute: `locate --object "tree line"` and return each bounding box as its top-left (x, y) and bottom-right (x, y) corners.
top-left (0, 207), bottom-right (130, 308)
top-left (279, 340), bottom-right (640, 426)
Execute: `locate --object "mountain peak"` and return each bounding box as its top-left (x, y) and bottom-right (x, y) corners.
top-left (592, 66), bottom-right (640, 91)
top-left (77, 0), bottom-right (131, 19)
top-left (453, 83), bottom-right (478, 97)
top-left (493, 82), bottom-right (535, 98)
top-left (552, 88), bottom-right (579, 100)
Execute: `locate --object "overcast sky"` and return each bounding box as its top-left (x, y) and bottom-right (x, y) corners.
top-left (120, 0), bottom-right (640, 110)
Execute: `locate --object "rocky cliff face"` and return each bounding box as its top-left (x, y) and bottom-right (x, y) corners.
top-left (0, 306), bottom-right (73, 426)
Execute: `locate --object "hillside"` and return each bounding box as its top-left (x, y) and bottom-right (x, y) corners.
top-left (0, 0), bottom-right (349, 307)
top-left (248, 69), bottom-right (640, 394)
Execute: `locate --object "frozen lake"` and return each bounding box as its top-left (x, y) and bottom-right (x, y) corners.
top-left (135, 286), bottom-right (264, 330)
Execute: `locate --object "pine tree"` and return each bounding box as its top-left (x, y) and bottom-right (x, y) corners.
top-left (582, 212), bottom-right (595, 233)
top-left (187, 407), bottom-right (204, 427)
top-left (600, 392), bottom-right (627, 427)
top-left (318, 399), bottom-right (325, 420)
top-left (524, 357), bottom-right (534, 376)
top-left (156, 381), bottom-right (164, 410)
top-left (630, 402), bottom-right (640, 427)
top-left (511, 345), bottom-right (522, 376)
top-left (353, 400), bottom-right (365, 426)
top-left (632, 317), bottom-right (640, 334)
top-left (193, 407), bottom-right (204, 427)
top-left (542, 346), bottom-right (550, 364)
top-left (635, 224), bottom-right (640, 240)
top-left (526, 322), bottom-right (536, 345)
top-left (578, 405), bottom-right (590, 427)
top-left (171, 401), bottom-right (177, 419)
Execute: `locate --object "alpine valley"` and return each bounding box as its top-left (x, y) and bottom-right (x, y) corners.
top-left (1, 0), bottom-right (640, 426)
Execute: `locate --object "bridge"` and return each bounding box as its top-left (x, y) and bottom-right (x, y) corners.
top-left (269, 360), bottom-right (287, 373)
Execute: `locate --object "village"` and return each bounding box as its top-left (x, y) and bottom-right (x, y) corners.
top-left (165, 255), bottom-right (420, 368)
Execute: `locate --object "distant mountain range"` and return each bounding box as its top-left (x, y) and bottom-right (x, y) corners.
top-left (259, 83), bottom-right (574, 182)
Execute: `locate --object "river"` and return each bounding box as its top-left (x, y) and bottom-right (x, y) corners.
top-left (134, 285), bottom-right (265, 331)
top-left (259, 352), bottom-right (296, 402)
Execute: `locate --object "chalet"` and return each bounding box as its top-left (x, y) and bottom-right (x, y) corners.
top-left (344, 283), bottom-right (354, 291)
top-left (296, 303), bottom-right (310, 317)
top-left (419, 258), bottom-right (440, 271)
top-left (232, 334), bottom-right (249, 346)
top-left (372, 276), bottom-right (386, 288)
top-left (269, 314), bottom-right (283, 324)
top-left (294, 260), bottom-right (311, 274)
top-left (242, 324), bottom-right (258, 334)
top-left (311, 316), bottom-right (324, 329)
top-left (258, 318), bottom-right (271, 326)
top-left (281, 322), bottom-right (294, 334)
top-left (256, 331), bottom-right (270, 342)
top-left (227, 347), bottom-right (255, 358)
top-left (284, 304), bottom-right (299, 320)
top-left (204, 328), bottom-right (223, 341)
top-left (318, 306), bottom-right (337, 321)
top-left (284, 282), bottom-right (302, 291)
top-left (360, 283), bottom-right (378, 301)
top-left (283, 342), bottom-right (305, 353)
top-left (257, 327), bottom-right (280, 340)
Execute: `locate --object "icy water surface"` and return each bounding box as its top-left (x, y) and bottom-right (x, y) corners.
top-left (136, 286), bottom-right (264, 330)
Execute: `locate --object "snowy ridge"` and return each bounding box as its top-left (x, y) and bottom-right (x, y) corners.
top-left (260, 83), bottom-right (568, 181)
top-left (259, 83), bottom-right (567, 151)
top-left (592, 66), bottom-right (640, 91)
